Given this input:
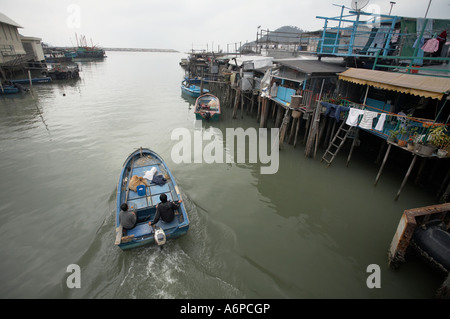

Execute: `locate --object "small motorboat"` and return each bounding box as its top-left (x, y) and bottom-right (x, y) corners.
top-left (181, 80), bottom-right (209, 98)
top-left (115, 148), bottom-right (189, 250)
top-left (194, 93), bottom-right (221, 121)
top-left (0, 85), bottom-right (19, 95)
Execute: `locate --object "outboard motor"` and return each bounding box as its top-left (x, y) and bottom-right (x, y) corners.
top-left (153, 226), bottom-right (166, 250)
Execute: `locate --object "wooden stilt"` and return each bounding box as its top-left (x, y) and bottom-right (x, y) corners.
top-left (303, 114), bottom-right (312, 145)
top-left (374, 142), bottom-right (392, 186)
top-left (260, 98), bottom-right (268, 128)
top-left (232, 88), bottom-right (240, 119)
top-left (274, 105), bottom-right (283, 128)
top-left (289, 117), bottom-right (298, 144)
top-left (324, 117), bottom-right (332, 148)
top-left (259, 98), bottom-right (265, 128)
top-left (328, 120), bottom-right (336, 147)
top-left (271, 100), bottom-right (277, 119)
top-left (293, 117), bottom-right (301, 148)
top-left (346, 128), bottom-right (359, 167)
top-left (318, 115), bottom-right (327, 149)
top-left (250, 93), bottom-right (255, 114)
top-left (240, 91), bottom-right (244, 119)
top-left (395, 154), bottom-right (418, 201)
top-left (279, 108), bottom-right (290, 147)
top-left (256, 95), bottom-right (261, 122)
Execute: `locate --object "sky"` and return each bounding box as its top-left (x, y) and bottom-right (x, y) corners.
top-left (1, 0), bottom-right (449, 52)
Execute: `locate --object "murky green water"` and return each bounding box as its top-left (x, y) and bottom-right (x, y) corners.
top-left (0, 51), bottom-right (444, 299)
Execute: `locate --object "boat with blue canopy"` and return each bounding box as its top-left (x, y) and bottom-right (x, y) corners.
top-left (115, 148), bottom-right (189, 250)
top-left (181, 80), bottom-right (209, 98)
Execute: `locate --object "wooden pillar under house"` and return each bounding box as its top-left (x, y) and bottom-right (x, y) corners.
top-left (240, 91), bottom-right (245, 119)
top-left (293, 116), bottom-right (302, 148)
top-left (250, 92), bottom-right (256, 114)
top-left (256, 95), bottom-right (262, 122)
top-left (288, 117), bottom-right (298, 144)
top-left (279, 107), bottom-right (291, 148)
top-left (317, 114), bottom-right (327, 149)
top-left (274, 104), bottom-right (284, 128)
top-left (303, 114), bottom-right (312, 145)
top-left (232, 87), bottom-right (241, 119)
top-left (260, 97), bottom-right (269, 128)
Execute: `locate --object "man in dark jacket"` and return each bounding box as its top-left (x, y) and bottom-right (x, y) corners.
top-left (149, 193), bottom-right (182, 226)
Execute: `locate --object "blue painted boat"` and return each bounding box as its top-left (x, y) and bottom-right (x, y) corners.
top-left (195, 93), bottom-right (221, 121)
top-left (184, 76), bottom-right (212, 84)
top-left (0, 85), bottom-right (19, 95)
top-left (181, 80), bottom-right (209, 98)
top-left (10, 77), bottom-right (52, 84)
top-left (115, 148), bottom-right (189, 250)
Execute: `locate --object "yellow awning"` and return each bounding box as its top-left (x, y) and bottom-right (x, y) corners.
top-left (339, 68), bottom-right (450, 100)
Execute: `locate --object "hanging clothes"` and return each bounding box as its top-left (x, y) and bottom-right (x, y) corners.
top-left (345, 108), bottom-right (364, 127)
top-left (436, 30), bottom-right (447, 56)
top-left (322, 102), bottom-right (349, 122)
top-left (358, 111), bottom-right (378, 129)
top-left (422, 38), bottom-right (439, 53)
top-left (374, 113), bottom-right (387, 131)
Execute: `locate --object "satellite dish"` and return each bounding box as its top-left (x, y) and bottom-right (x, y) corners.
top-left (351, 0), bottom-right (370, 11)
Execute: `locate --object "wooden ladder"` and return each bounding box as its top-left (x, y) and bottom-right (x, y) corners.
top-left (321, 120), bottom-right (356, 167)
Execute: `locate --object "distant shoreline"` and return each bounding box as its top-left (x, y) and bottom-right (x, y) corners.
top-left (104, 48), bottom-right (179, 53)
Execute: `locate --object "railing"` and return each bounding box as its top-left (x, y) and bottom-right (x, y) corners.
top-left (340, 99), bottom-right (450, 144)
top-left (372, 51), bottom-right (450, 78)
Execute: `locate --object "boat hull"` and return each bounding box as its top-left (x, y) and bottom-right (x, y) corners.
top-left (181, 84), bottom-right (209, 98)
top-left (10, 77), bottom-right (52, 84)
top-left (116, 148), bottom-right (189, 250)
top-left (0, 85), bottom-right (19, 94)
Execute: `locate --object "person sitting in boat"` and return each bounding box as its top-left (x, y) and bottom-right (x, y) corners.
top-left (119, 203), bottom-right (137, 231)
top-left (149, 194), bottom-right (182, 226)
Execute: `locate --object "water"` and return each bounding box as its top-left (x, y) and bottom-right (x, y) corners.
top-left (0, 52), bottom-right (444, 299)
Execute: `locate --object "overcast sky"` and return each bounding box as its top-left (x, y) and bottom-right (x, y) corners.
top-left (2, 0), bottom-right (449, 52)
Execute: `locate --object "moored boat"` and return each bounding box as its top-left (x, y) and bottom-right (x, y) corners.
top-left (195, 93), bottom-right (221, 120)
top-left (76, 46), bottom-right (105, 58)
top-left (181, 80), bottom-right (209, 98)
top-left (10, 77), bottom-right (52, 84)
top-left (115, 148), bottom-right (189, 250)
top-left (0, 85), bottom-right (20, 95)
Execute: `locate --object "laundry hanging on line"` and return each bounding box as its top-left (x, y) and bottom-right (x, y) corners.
top-left (422, 37), bottom-right (440, 53)
top-left (345, 108), bottom-right (364, 127)
top-left (321, 102), bottom-right (349, 122)
top-left (344, 107), bottom-right (389, 131)
top-left (359, 111), bottom-right (379, 129)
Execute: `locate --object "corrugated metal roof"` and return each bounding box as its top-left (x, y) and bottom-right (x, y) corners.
top-left (274, 58), bottom-right (346, 75)
top-left (0, 12), bottom-right (22, 28)
top-left (339, 68), bottom-right (450, 100)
